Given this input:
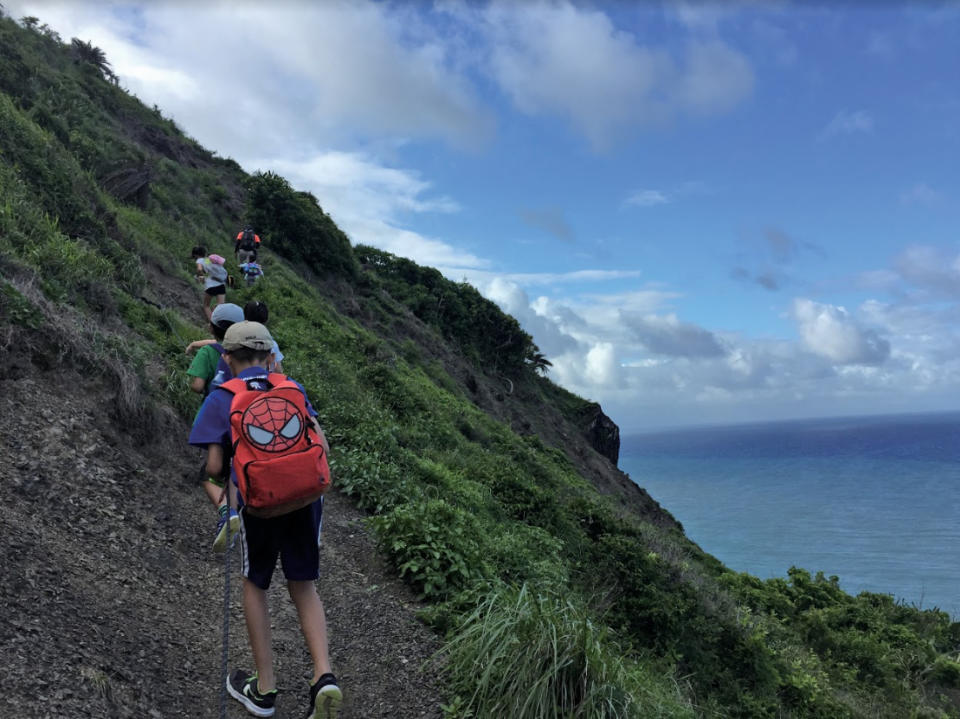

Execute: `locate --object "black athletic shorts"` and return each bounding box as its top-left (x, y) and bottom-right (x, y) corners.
top-left (239, 499), bottom-right (324, 590)
top-left (205, 284), bottom-right (226, 296)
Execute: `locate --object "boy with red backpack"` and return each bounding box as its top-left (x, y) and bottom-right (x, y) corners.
top-left (188, 321), bottom-right (341, 719)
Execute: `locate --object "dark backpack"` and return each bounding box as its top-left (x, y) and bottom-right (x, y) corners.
top-left (239, 229), bottom-right (257, 251)
top-left (220, 373), bottom-right (331, 517)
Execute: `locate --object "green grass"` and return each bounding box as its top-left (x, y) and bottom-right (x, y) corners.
top-left (439, 584), bottom-right (695, 719)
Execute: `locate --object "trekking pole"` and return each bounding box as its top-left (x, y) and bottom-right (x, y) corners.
top-left (219, 499), bottom-right (233, 719)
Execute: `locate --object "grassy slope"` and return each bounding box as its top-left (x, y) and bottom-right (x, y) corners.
top-left (1, 16), bottom-right (958, 718)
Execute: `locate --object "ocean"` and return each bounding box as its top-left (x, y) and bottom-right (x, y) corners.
top-left (620, 412), bottom-right (960, 619)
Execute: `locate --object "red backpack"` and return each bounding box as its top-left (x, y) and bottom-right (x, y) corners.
top-left (220, 373), bottom-right (331, 518)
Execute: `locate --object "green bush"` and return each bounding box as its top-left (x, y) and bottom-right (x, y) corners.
top-left (369, 499), bottom-right (491, 599)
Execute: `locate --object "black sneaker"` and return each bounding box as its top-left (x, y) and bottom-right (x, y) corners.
top-left (226, 669), bottom-right (278, 717)
top-left (306, 673), bottom-right (342, 719)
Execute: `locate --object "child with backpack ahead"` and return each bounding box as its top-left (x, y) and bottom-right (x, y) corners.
top-left (185, 302), bottom-right (246, 551)
top-left (192, 246), bottom-right (229, 321)
top-left (185, 302), bottom-right (244, 396)
top-left (185, 300), bottom-right (284, 374)
top-left (238, 250), bottom-right (264, 287)
top-left (188, 321), bottom-right (342, 718)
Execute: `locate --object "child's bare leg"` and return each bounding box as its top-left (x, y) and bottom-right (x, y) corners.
top-left (288, 580), bottom-right (332, 683)
top-left (202, 479), bottom-right (227, 509)
top-left (243, 578), bottom-right (276, 692)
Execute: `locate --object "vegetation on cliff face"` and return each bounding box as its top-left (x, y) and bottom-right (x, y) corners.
top-left (1, 14), bottom-right (958, 718)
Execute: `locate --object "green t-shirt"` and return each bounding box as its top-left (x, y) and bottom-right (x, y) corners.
top-left (187, 343), bottom-right (221, 390)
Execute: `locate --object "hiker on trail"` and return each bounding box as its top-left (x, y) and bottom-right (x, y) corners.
top-left (235, 226), bottom-right (261, 265)
top-left (238, 250), bottom-right (264, 287)
top-left (192, 246), bottom-right (228, 321)
top-left (243, 300), bottom-right (283, 372)
top-left (188, 321), bottom-right (341, 719)
top-left (185, 302), bottom-right (245, 396)
top-left (185, 302), bottom-right (246, 552)
top-left (183, 300), bottom-right (284, 373)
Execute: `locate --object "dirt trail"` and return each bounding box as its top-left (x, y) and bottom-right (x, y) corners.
top-left (0, 368), bottom-right (445, 718)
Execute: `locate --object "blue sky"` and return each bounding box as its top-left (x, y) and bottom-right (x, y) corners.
top-left (9, 0), bottom-right (960, 431)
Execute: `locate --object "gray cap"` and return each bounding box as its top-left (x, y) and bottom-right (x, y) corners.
top-left (222, 321), bottom-right (274, 352)
top-left (211, 303), bottom-right (245, 328)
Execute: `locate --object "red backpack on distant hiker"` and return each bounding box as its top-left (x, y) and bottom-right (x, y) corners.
top-left (220, 373), bottom-right (330, 517)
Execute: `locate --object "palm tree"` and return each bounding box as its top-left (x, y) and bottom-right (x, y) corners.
top-left (70, 38), bottom-right (117, 83)
top-left (527, 350), bottom-right (553, 376)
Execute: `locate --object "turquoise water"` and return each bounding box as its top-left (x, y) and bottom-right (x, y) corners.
top-left (620, 413), bottom-right (960, 619)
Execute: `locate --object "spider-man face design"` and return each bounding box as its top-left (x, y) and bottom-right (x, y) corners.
top-left (242, 397), bottom-right (304, 452)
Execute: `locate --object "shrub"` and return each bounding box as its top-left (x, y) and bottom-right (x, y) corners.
top-left (369, 498), bottom-right (491, 599)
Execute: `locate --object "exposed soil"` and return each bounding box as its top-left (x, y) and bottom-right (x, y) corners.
top-left (0, 367), bottom-right (445, 718)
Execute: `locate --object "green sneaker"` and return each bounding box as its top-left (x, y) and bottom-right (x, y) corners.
top-left (226, 669), bottom-right (277, 717)
top-left (213, 509), bottom-right (240, 553)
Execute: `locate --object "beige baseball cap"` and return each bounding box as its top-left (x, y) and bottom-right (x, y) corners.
top-left (222, 321), bottom-right (274, 351)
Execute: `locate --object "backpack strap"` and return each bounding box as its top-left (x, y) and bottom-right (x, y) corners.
top-left (267, 372), bottom-right (288, 386)
top-left (219, 377), bottom-right (247, 396)
top-left (212, 342), bottom-right (224, 355)
top-left (220, 373), bottom-right (277, 396)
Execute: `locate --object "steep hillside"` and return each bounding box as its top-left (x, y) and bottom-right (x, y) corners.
top-left (2, 15), bottom-right (958, 719)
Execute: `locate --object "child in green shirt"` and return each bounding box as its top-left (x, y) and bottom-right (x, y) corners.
top-left (184, 302), bottom-right (245, 551)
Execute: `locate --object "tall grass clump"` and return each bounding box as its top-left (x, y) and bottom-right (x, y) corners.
top-left (440, 584), bottom-right (694, 719)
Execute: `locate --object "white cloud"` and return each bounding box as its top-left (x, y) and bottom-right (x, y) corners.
top-left (819, 109), bottom-right (874, 140)
top-left (465, 266), bottom-right (960, 431)
top-left (893, 245), bottom-right (960, 299)
top-left (673, 41), bottom-right (754, 115)
top-left (792, 298), bottom-right (890, 365)
top-left (269, 152), bottom-right (459, 218)
top-left (476, 1), bottom-right (753, 148)
top-left (624, 180), bottom-right (711, 209)
top-left (584, 343), bottom-right (620, 386)
top-left (621, 312), bottom-right (727, 358)
top-left (625, 189), bottom-right (670, 207)
top-left (11, 1), bottom-right (494, 153)
top-left (671, 1), bottom-right (730, 32)
top-left (444, 268), bottom-right (645, 287)
top-left (582, 288), bottom-right (681, 312)
top-left (265, 151), bottom-right (483, 269)
top-left (899, 183), bottom-right (944, 206)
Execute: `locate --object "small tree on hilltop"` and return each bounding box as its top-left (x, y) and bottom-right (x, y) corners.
top-left (71, 38), bottom-right (118, 83)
